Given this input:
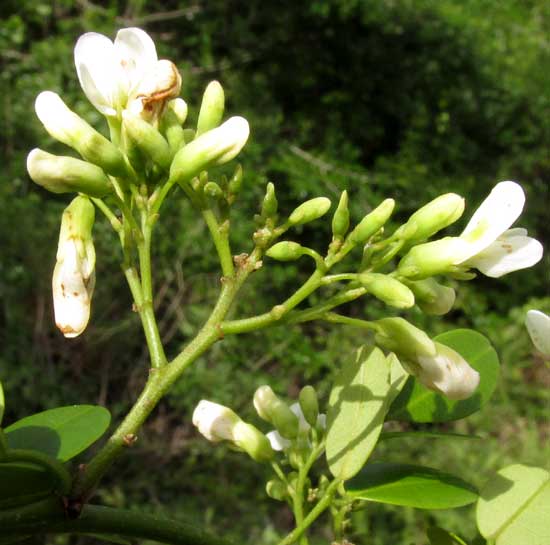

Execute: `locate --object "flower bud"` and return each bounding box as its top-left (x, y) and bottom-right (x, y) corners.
top-left (160, 108), bottom-right (186, 154)
top-left (52, 196), bottom-right (96, 338)
top-left (332, 191), bottom-right (350, 239)
top-left (359, 273), bottom-right (415, 309)
top-left (127, 60), bottom-right (182, 122)
top-left (203, 181), bottom-right (224, 200)
top-left (27, 148), bottom-right (112, 197)
top-left (35, 91), bottom-right (128, 177)
top-left (228, 164), bottom-right (243, 196)
top-left (122, 111), bottom-right (172, 170)
top-left (266, 479), bottom-right (288, 501)
top-left (261, 182), bottom-right (278, 219)
top-left (298, 386), bottom-right (319, 428)
top-left (348, 199), bottom-right (395, 244)
top-left (253, 386), bottom-right (299, 439)
top-left (196, 81), bottom-right (225, 136)
top-left (168, 98), bottom-right (188, 125)
top-left (192, 400), bottom-right (241, 442)
top-left (397, 237), bottom-right (470, 279)
top-left (525, 310), bottom-right (550, 356)
top-left (232, 421), bottom-right (275, 462)
top-left (288, 197), bottom-right (331, 226)
top-left (170, 117), bottom-right (249, 183)
top-left (414, 342), bottom-right (480, 400)
top-left (397, 193), bottom-right (465, 244)
top-left (266, 241), bottom-right (305, 262)
top-left (405, 278), bottom-right (456, 315)
top-left (374, 317), bottom-right (436, 361)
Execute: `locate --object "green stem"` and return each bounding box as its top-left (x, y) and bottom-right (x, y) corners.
top-left (202, 208), bottom-right (235, 277)
top-left (3, 449), bottom-right (72, 495)
top-left (0, 499), bottom-right (234, 545)
top-left (71, 259), bottom-right (256, 501)
top-left (323, 312), bottom-right (376, 331)
top-left (222, 268), bottom-right (325, 335)
top-left (277, 479), bottom-right (340, 545)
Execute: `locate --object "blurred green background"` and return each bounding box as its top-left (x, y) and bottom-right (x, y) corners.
top-left (0, 1), bottom-right (549, 544)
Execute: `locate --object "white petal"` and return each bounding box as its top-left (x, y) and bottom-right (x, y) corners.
top-left (114, 28), bottom-right (158, 96)
top-left (290, 402), bottom-right (310, 433)
top-left (459, 181), bottom-right (525, 259)
top-left (192, 400), bottom-right (238, 442)
top-left (74, 32), bottom-right (118, 116)
top-left (35, 91), bottom-right (79, 144)
top-left (525, 310), bottom-right (550, 356)
top-left (466, 231), bottom-right (543, 278)
top-left (266, 430), bottom-right (290, 451)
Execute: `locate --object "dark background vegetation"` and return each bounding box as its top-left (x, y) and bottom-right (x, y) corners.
top-left (0, 1), bottom-right (549, 543)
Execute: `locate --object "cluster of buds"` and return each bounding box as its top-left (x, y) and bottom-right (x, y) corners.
top-left (27, 28), bottom-right (251, 337)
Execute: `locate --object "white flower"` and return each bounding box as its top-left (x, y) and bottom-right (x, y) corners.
top-left (192, 400), bottom-right (240, 442)
top-left (414, 342), bottom-right (480, 400)
top-left (457, 181), bottom-right (543, 277)
top-left (74, 27), bottom-right (181, 119)
top-left (525, 310), bottom-right (550, 356)
top-left (266, 430), bottom-right (291, 451)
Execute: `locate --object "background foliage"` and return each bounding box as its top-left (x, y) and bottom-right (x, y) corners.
top-left (0, 1), bottom-right (549, 543)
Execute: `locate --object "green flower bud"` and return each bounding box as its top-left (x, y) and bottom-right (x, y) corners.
top-left (288, 197), bottom-right (331, 226)
top-left (405, 278), bottom-right (456, 315)
top-left (266, 479), bottom-right (288, 501)
top-left (196, 81), bottom-right (225, 136)
top-left (374, 317), bottom-right (436, 361)
top-left (397, 237), bottom-right (470, 279)
top-left (228, 164), bottom-right (243, 196)
top-left (170, 117), bottom-right (249, 183)
top-left (332, 190), bottom-right (350, 239)
top-left (27, 148), bottom-right (111, 197)
top-left (182, 128), bottom-right (196, 144)
top-left (349, 198), bottom-right (395, 244)
top-left (253, 386), bottom-right (299, 439)
top-left (298, 386), bottom-right (319, 428)
top-left (168, 98), bottom-right (188, 125)
top-left (160, 108), bottom-right (186, 155)
top-left (53, 196), bottom-right (96, 338)
top-left (232, 421), bottom-right (275, 462)
top-left (397, 193), bottom-right (465, 244)
top-left (122, 111), bottom-right (172, 170)
top-left (266, 241), bottom-right (305, 261)
top-left (34, 91), bottom-right (129, 177)
top-left (261, 182), bottom-right (278, 219)
top-left (358, 273), bottom-right (415, 309)
top-left (203, 181), bottom-right (223, 199)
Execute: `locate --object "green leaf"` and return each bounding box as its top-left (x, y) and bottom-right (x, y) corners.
top-left (388, 329), bottom-right (499, 422)
top-left (0, 462), bottom-right (57, 509)
top-left (346, 462), bottom-right (478, 509)
top-left (380, 431), bottom-right (480, 441)
top-left (476, 464), bottom-right (550, 545)
top-left (427, 526), bottom-right (469, 544)
top-left (5, 405), bottom-right (111, 462)
top-left (326, 346), bottom-right (391, 481)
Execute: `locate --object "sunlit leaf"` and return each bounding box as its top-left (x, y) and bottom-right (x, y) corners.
top-left (5, 405), bottom-right (111, 462)
top-left (388, 329), bottom-right (499, 422)
top-left (346, 462), bottom-right (478, 509)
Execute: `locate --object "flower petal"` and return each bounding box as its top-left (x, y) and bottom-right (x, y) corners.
top-left (465, 230), bottom-right (543, 278)
top-left (525, 310), bottom-right (550, 356)
top-left (266, 430), bottom-right (290, 451)
top-left (114, 27), bottom-right (158, 97)
top-left (74, 32), bottom-right (118, 116)
top-left (459, 181), bottom-right (525, 260)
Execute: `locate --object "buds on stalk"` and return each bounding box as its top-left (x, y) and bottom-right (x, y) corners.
top-left (253, 386), bottom-right (299, 439)
top-left (27, 149), bottom-right (112, 197)
top-left (405, 278), bottom-right (456, 315)
top-left (192, 400), bottom-right (274, 462)
top-left (288, 197), bottom-right (331, 226)
top-left (348, 198), bottom-right (395, 244)
top-left (332, 191), bottom-right (350, 239)
top-left (35, 91), bottom-right (128, 177)
top-left (261, 182), bottom-right (278, 220)
top-left (374, 317), bottom-right (436, 361)
top-left (169, 117), bottom-right (249, 183)
top-left (52, 196), bottom-right (96, 338)
top-left (266, 241), bottom-right (305, 261)
top-left (358, 273), bottom-right (415, 309)
top-left (196, 81), bottom-right (225, 136)
top-left (298, 386), bottom-right (319, 428)
top-left (397, 193), bottom-right (465, 245)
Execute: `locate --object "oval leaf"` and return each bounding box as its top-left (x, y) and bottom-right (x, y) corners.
top-left (5, 405), bottom-right (111, 462)
top-left (326, 346), bottom-right (391, 481)
top-left (427, 527), bottom-right (469, 545)
top-left (476, 464), bottom-right (550, 545)
top-left (346, 462), bottom-right (478, 509)
top-left (388, 329), bottom-right (499, 422)
top-left (0, 462), bottom-right (57, 509)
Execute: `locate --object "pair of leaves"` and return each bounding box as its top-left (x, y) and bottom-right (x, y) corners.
top-left (476, 464), bottom-right (550, 545)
